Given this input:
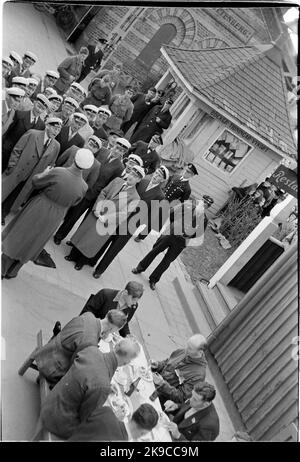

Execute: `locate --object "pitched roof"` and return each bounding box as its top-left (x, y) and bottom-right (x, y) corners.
top-left (162, 44), bottom-right (297, 159)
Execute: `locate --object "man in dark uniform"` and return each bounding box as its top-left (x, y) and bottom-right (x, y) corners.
top-left (91, 166), bottom-right (169, 279)
top-left (125, 133), bottom-right (162, 175)
top-left (55, 112), bottom-right (86, 158)
top-left (132, 196), bottom-right (214, 290)
top-left (53, 137), bottom-right (128, 245)
top-left (76, 38), bottom-right (107, 84)
top-left (130, 98), bottom-right (173, 144)
top-left (164, 163), bottom-right (198, 203)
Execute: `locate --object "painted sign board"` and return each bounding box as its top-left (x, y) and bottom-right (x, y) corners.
top-left (269, 165), bottom-right (298, 198)
top-left (205, 8), bottom-right (255, 43)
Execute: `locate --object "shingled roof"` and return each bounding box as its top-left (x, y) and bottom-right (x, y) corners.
top-left (162, 44), bottom-right (297, 159)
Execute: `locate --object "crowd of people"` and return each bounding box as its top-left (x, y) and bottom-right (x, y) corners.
top-left (3, 41), bottom-right (257, 443)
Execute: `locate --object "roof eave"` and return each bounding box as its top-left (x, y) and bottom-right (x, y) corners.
top-left (161, 47), bottom-right (296, 160)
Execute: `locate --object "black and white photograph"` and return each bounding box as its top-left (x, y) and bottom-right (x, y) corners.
top-left (1, 0), bottom-right (298, 444)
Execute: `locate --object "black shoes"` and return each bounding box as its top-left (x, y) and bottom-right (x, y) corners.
top-left (74, 263), bottom-right (84, 271)
top-left (132, 267), bottom-right (142, 274)
top-left (93, 271), bottom-right (102, 279)
top-left (53, 321), bottom-right (61, 336)
top-left (53, 235), bottom-right (61, 245)
top-left (66, 241), bottom-right (72, 246)
top-left (64, 255), bottom-right (74, 262)
top-left (149, 281), bottom-right (156, 290)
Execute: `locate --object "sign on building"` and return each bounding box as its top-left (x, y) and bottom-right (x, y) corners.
top-left (269, 165), bottom-right (298, 198)
top-left (205, 8), bottom-right (255, 43)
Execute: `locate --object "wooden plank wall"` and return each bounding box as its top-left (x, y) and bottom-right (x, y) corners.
top-left (208, 246), bottom-right (298, 441)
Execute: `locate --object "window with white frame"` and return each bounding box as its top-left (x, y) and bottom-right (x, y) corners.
top-left (204, 129), bottom-right (252, 173)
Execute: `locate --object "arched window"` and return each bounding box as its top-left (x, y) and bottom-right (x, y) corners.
top-left (136, 23), bottom-right (177, 70)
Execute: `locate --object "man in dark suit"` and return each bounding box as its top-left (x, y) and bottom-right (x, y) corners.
top-left (125, 133), bottom-right (162, 175)
top-left (53, 137), bottom-right (128, 244)
top-left (164, 382), bottom-right (220, 442)
top-left (164, 163), bottom-right (198, 203)
top-left (121, 87), bottom-right (156, 134)
top-left (32, 70), bottom-right (59, 98)
top-left (80, 281), bottom-right (144, 338)
top-left (91, 166), bottom-right (168, 278)
top-left (67, 403), bottom-right (158, 442)
top-left (132, 197), bottom-right (213, 290)
top-left (76, 38), bottom-right (107, 83)
top-left (130, 98), bottom-right (173, 144)
top-left (55, 112), bottom-right (86, 158)
top-left (2, 93), bottom-right (49, 171)
top-left (53, 96), bottom-right (79, 126)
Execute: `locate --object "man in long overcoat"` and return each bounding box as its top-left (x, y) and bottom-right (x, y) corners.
top-left (130, 98), bottom-right (173, 144)
top-left (2, 118), bottom-right (62, 219)
top-left (54, 47), bottom-right (89, 95)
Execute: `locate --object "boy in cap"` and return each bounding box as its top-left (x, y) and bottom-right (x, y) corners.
top-left (164, 163), bottom-right (198, 203)
top-left (77, 37), bottom-right (108, 83)
top-left (79, 104), bottom-right (99, 141)
top-left (11, 76), bottom-right (28, 91)
top-left (18, 77), bottom-right (39, 111)
top-left (2, 57), bottom-right (13, 87)
top-left (91, 107), bottom-right (111, 144)
top-left (2, 87), bottom-right (25, 141)
top-left (8, 51), bottom-right (37, 83)
top-left (55, 112), bottom-right (86, 158)
top-left (121, 153), bottom-right (144, 179)
top-left (6, 52), bottom-right (22, 86)
top-left (65, 82), bottom-right (87, 105)
top-left (2, 93), bottom-right (48, 176)
top-left (126, 132), bottom-right (162, 175)
top-left (2, 118), bottom-right (62, 218)
top-left (132, 196), bottom-right (213, 290)
top-left (2, 147), bottom-right (93, 279)
top-left (130, 98), bottom-right (173, 144)
top-left (47, 93), bottom-right (63, 115)
top-left (53, 96), bottom-right (79, 125)
top-left (33, 70), bottom-right (59, 97)
top-left (54, 47), bottom-right (89, 95)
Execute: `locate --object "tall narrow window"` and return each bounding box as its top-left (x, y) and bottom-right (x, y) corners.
top-left (136, 24), bottom-right (177, 70)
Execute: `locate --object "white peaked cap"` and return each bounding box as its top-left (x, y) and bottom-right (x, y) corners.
top-left (98, 106), bottom-right (112, 117)
top-left (46, 70), bottom-right (59, 79)
top-left (88, 135), bottom-right (102, 148)
top-left (36, 93), bottom-right (50, 108)
top-left (70, 82), bottom-right (86, 95)
top-left (127, 154), bottom-right (144, 167)
top-left (12, 76), bottom-right (28, 86)
top-left (131, 165), bottom-right (145, 178)
top-left (46, 88), bottom-right (59, 97)
top-left (27, 77), bottom-right (39, 86)
top-left (158, 165), bottom-right (169, 181)
top-left (24, 51), bottom-right (38, 62)
top-left (9, 51), bottom-right (22, 64)
top-left (3, 57), bottom-right (13, 67)
top-left (64, 96), bottom-right (79, 108)
top-left (73, 112), bottom-right (88, 124)
top-left (75, 148), bottom-right (94, 169)
top-left (116, 137), bottom-right (131, 149)
top-left (84, 104), bottom-right (98, 113)
top-left (6, 87), bottom-right (25, 97)
top-left (46, 117), bottom-right (63, 125)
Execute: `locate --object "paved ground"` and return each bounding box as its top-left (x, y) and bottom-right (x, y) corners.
top-left (1, 3), bottom-right (235, 442)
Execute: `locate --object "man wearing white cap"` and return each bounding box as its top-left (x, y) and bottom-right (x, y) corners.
top-left (11, 76), bottom-right (28, 90)
top-left (55, 112), bottom-right (86, 158)
top-left (2, 117), bottom-right (62, 217)
top-left (2, 93), bottom-right (49, 176)
top-left (53, 96), bottom-right (79, 126)
top-left (53, 136), bottom-right (125, 245)
top-left (44, 87), bottom-right (58, 99)
top-left (122, 154), bottom-right (144, 179)
top-left (78, 104), bottom-right (98, 141)
top-left (18, 77), bottom-right (39, 111)
top-left (65, 164), bottom-right (145, 270)
top-left (2, 57), bottom-right (13, 88)
top-left (6, 51), bottom-right (22, 86)
top-left (65, 82), bottom-right (87, 105)
top-left (47, 93), bottom-right (63, 116)
top-left (54, 47), bottom-right (89, 96)
top-left (7, 51), bottom-right (37, 84)
top-left (91, 107), bottom-right (111, 145)
top-left (126, 133), bottom-right (162, 175)
top-left (2, 87), bottom-right (25, 140)
top-left (91, 166), bottom-right (168, 278)
top-left (33, 70), bottom-right (59, 98)
top-left (2, 148), bottom-right (93, 279)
